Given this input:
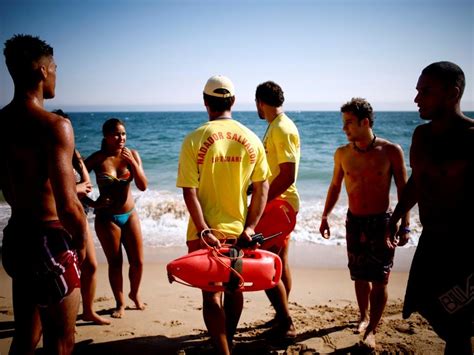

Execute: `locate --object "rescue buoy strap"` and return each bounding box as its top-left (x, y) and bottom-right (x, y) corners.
top-left (227, 247), bottom-right (243, 291)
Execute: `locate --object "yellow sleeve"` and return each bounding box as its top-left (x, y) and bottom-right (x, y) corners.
top-left (251, 141), bottom-right (271, 182)
top-left (176, 135), bottom-right (199, 188)
top-left (274, 125), bottom-right (300, 164)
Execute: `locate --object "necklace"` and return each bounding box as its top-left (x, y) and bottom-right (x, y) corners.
top-left (353, 134), bottom-right (377, 153)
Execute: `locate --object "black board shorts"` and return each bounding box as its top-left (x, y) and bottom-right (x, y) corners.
top-left (345, 210), bottom-right (394, 284)
top-left (403, 227), bottom-right (473, 340)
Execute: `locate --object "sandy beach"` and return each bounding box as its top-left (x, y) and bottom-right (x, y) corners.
top-left (0, 243), bottom-right (450, 354)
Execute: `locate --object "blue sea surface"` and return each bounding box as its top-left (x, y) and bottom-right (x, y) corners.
top-left (72, 111), bottom-right (418, 196)
top-left (68, 111), bottom-right (421, 247)
top-left (4, 111), bottom-right (469, 248)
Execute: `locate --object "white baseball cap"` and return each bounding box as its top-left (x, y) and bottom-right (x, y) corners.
top-left (203, 75), bottom-right (235, 98)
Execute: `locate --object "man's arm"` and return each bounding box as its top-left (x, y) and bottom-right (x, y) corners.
top-left (386, 175), bottom-right (418, 248)
top-left (387, 127), bottom-right (422, 247)
top-left (0, 120), bottom-right (5, 195)
top-left (0, 153), bottom-right (4, 193)
top-left (390, 175), bottom-right (418, 227)
top-left (242, 180), bottom-right (269, 241)
top-left (390, 144), bottom-right (411, 246)
top-left (319, 148), bottom-right (344, 238)
top-left (48, 117), bottom-right (88, 263)
top-left (267, 162), bottom-right (295, 202)
top-left (182, 187), bottom-right (221, 248)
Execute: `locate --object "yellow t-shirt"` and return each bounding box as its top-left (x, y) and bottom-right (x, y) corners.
top-left (263, 113), bottom-right (300, 211)
top-left (177, 119), bottom-right (270, 241)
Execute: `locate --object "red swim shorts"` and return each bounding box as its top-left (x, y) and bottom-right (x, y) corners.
top-left (2, 219), bottom-right (81, 307)
top-left (255, 199), bottom-right (297, 254)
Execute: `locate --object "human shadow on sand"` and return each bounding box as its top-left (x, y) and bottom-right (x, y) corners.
top-left (70, 322), bottom-right (373, 355)
top-left (0, 320), bottom-right (15, 339)
top-left (72, 334), bottom-right (207, 355)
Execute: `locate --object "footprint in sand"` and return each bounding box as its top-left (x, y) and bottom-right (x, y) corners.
top-left (119, 331), bottom-right (135, 337)
top-left (394, 323), bottom-right (415, 334)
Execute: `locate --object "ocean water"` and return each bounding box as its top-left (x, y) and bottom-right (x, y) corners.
top-left (4, 110), bottom-right (465, 249)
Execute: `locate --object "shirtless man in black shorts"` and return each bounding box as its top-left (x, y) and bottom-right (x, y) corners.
top-left (0, 34), bottom-right (88, 354)
top-left (319, 97), bottom-right (410, 349)
top-left (389, 61), bottom-right (473, 355)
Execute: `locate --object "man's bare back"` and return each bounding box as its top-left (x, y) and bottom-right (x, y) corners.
top-left (1, 102), bottom-right (71, 221)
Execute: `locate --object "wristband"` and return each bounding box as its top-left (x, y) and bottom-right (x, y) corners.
top-left (401, 227), bottom-right (411, 233)
top-left (197, 229), bottom-right (211, 238)
top-left (322, 216), bottom-right (328, 220)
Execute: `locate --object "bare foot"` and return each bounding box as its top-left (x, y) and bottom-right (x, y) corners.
top-left (129, 293), bottom-right (146, 310)
top-left (111, 306), bottom-right (125, 318)
top-left (82, 311), bottom-right (111, 325)
top-left (265, 317), bottom-right (296, 341)
top-left (355, 319), bottom-right (369, 334)
top-left (361, 329), bottom-right (376, 350)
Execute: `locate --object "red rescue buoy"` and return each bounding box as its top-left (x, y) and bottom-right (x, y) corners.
top-left (167, 246), bottom-right (282, 292)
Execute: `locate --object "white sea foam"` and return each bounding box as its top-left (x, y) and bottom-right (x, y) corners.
top-left (134, 190), bottom-right (188, 247)
top-left (0, 188), bottom-right (421, 248)
top-left (86, 188), bottom-right (421, 248)
top-left (85, 189), bottom-right (188, 248)
top-left (292, 197), bottom-right (421, 247)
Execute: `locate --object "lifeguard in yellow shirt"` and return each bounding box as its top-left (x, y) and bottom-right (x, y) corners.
top-left (177, 75), bottom-right (270, 355)
top-left (254, 81), bottom-right (300, 339)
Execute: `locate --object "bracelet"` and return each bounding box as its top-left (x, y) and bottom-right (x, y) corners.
top-left (401, 227), bottom-right (411, 233)
top-left (322, 215), bottom-right (328, 220)
top-left (196, 229), bottom-right (211, 238)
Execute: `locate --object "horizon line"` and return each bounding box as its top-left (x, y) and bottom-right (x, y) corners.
top-left (44, 107), bottom-right (474, 114)
top-left (42, 101), bottom-right (474, 113)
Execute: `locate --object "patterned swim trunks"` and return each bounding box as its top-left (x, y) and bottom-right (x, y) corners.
top-left (2, 219), bottom-right (81, 306)
top-left (345, 210), bottom-right (394, 284)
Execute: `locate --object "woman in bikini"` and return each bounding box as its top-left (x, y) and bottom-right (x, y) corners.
top-left (85, 118), bottom-right (148, 318)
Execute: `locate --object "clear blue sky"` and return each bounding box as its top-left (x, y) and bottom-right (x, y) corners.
top-left (1, 0), bottom-right (473, 111)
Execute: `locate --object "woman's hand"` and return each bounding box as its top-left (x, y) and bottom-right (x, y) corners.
top-left (76, 181), bottom-right (92, 198)
top-left (121, 147), bottom-right (136, 165)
